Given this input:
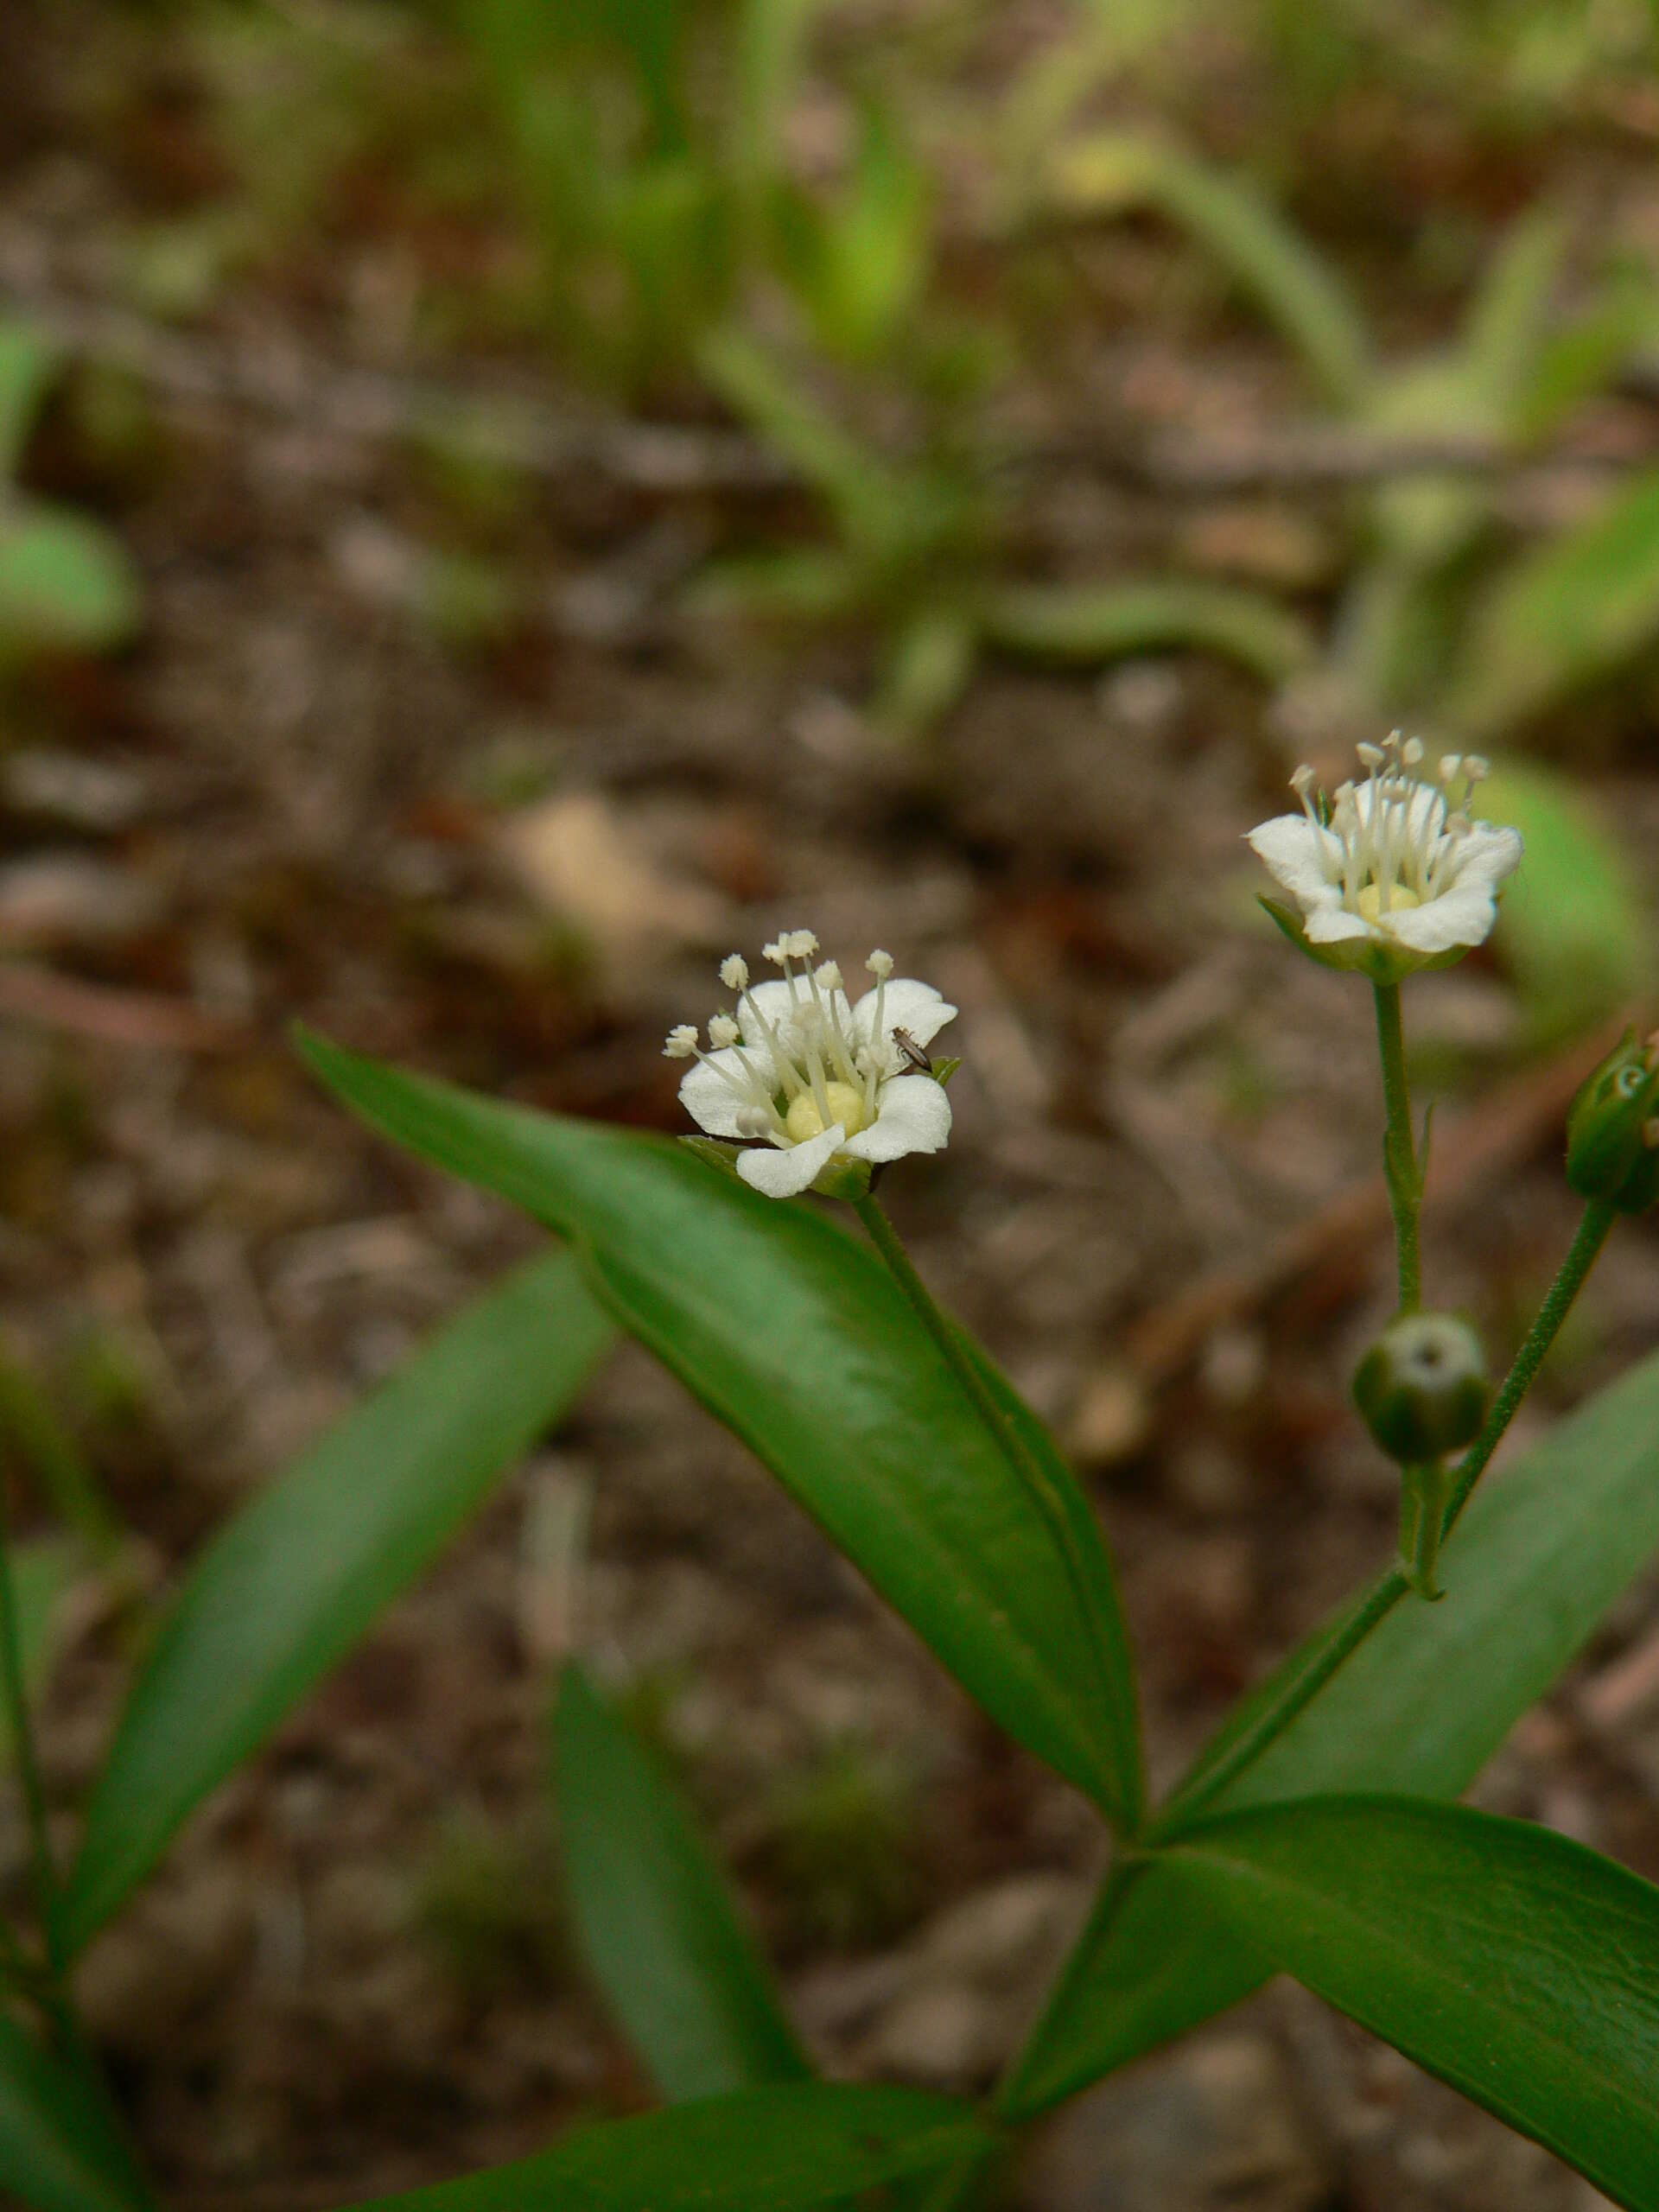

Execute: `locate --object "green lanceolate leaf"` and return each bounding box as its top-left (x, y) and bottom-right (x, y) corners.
top-left (982, 580), bottom-right (1313, 684)
top-left (59, 1253), bottom-right (614, 1955)
top-left (554, 1664), bottom-right (811, 2100)
top-left (1044, 131), bottom-right (1372, 410)
top-left (296, 1030), bottom-right (1144, 1827)
top-left (0, 2012), bottom-right (154, 2212)
top-left (1165, 1796), bottom-right (1659, 2210)
top-left (1004, 1338), bottom-right (1659, 2113)
top-left (331, 2082), bottom-right (992, 2212)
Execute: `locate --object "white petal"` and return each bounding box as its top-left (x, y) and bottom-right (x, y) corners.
top-left (737, 976), bottom-right (804, 1048)
top-left (1245, 815), bottom-right (1343, 909)
top-left (679, 1049), bottom-right (769, 1138)
top-left (1453, 822), bottom-right (1524, 887)
top-left (841, 1075), bottom-right (953, 1162)
top-left (1382, 883), bottom-right (1501, 953)
top-left (851, 977), bottom-right (958, 1052)
top-left (1303, 906), bottom-right (1374, 944)
top-left (736, 1125), bottom-right (843, 1198)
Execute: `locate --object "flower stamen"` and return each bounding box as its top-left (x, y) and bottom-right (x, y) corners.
top-left (1247, 738), bottom-right (1522, 980)
top-left (673, 937), bottom-right (957, 1197)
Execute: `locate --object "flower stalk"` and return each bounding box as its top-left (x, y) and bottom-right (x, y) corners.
top-left (1397, 1458), bottom-right (1448, 1600)
top-left (1156, 1196), bottom-right (1618, 1827)
top-left (1373, 981), bottom-right (1423, 1312)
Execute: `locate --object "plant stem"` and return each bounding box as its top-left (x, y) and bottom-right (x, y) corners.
top-left (1154, 1197), bottom-right (1618, 1832)
top-left (912, 2143), bottom-right (997, 2212)
top-left (855, 1192), bottom-right (1142, 1831)
top-left (1150, 1569), bottom-right (1407, 1834)
top-left (1373, 980), bottom-right (1421, 1311)
top-left (0, 1480), bottom-right (62, 1976)
top-left (1440, 1197), bottom-right (1618, 1535)
top-left (1398, 1459), bottom-right (1448, 1601)
top-left (0, 1469), bottom-right (154, 2202)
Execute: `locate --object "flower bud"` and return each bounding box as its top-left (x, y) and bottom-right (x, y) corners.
top-left (1565, 1028), bottom-right (1659, 1213)
top-left (1352, 1312), bottom-right (1490, 1465)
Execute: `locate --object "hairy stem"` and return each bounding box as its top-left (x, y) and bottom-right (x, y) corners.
top-left (1373, 980), bottom-right (1421, 1311)
top-left (1398, 1459), bottom-right (1448, 1601)
top-left (1441, 1198), bottom-right (1618, 1534)
top-left (855, 1192), bottom-right (1142, 1830)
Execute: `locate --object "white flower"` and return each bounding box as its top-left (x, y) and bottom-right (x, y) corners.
top-left (1248, 737), bottom-right (1522, 982)
top-left (666, 932), bottom-right (957, 1198)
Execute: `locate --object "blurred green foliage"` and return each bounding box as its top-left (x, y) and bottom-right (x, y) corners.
top-left (41, 0), bottom-right (1659, 754)
top-left (752, 1738), bottom-right (924, 1951)
top-left (0, 322), bottom-right (142, 670)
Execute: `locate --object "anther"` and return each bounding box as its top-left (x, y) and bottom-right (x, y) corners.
top-left (721, 954), bottom-right (749, 991)
top-left (664, 1026), bottom-right (699, 1059)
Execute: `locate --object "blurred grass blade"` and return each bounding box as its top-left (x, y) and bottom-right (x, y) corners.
top-left (872, 609), bottom-right (978, 740)
top-left (1516, 276), bottom-right (1658, 445)
top-left (0, 505), bottom-right (143, 656)
top-left (58, 1253), bottom-right (614, 1955)
top-left (0, 320), bottom-right (58, 484)
top-left (1005, 1337), bottom-right (1659, 2112)
top-left (0, 1539), bottom-right (79, 1764)
top-left (698, 329), bottom-right (885, 526)
top-left (0, 2012), bottom-right (154, 2212)
top-left (1481, 761), bottom-right (1649, 1042)
top-left (0, 1339), bottom-right (124, 1560)
top-left (983, 580), bottom-right (1314, 683)
top-left (554, 1663), bottom-right (812, 2101)
top-left (1454, 205), bottom-right (1567, 423)
top-left (688, 549), bottom-right (863, 625)
top-left (1442, 462), bottom-right (1659, 741)
top-left (1167, 1796), bottom-right (1659, 2207)
top-left (731, 0), bottom-right (819, 213)
top-left (296, 1032), bottom-right (1145, 1829)
top-left (1045, 131), bottom-right (1371, 409)
top-left (334, 2082), bottom-right (990, 2211)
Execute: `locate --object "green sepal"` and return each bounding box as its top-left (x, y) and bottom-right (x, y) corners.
top-left (810, 1155), bottom-right (874, 1202)
top-left (931, 1056), bottom-right (963, 1088)
top-left (679, 1135), bottom-right (746, 1181)
top-left (1565, 1027), bottom-right (1659, 1212)
top-left (1255, 896), bottom-right (1470, 988)
top-left (681, 1136), bottom-right (874, 1205)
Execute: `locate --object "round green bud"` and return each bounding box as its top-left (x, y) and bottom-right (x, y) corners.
top-left (1566, 1028), bottom-right (1659, 1213)
top-left (1352, 1312), bottom-right (1490, 1465)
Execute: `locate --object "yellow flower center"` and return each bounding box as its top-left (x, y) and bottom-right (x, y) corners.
top-left (785, 1082), bottom-right (867, 1143)
top-left (1357, 880), bottom-right (1421, 925)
